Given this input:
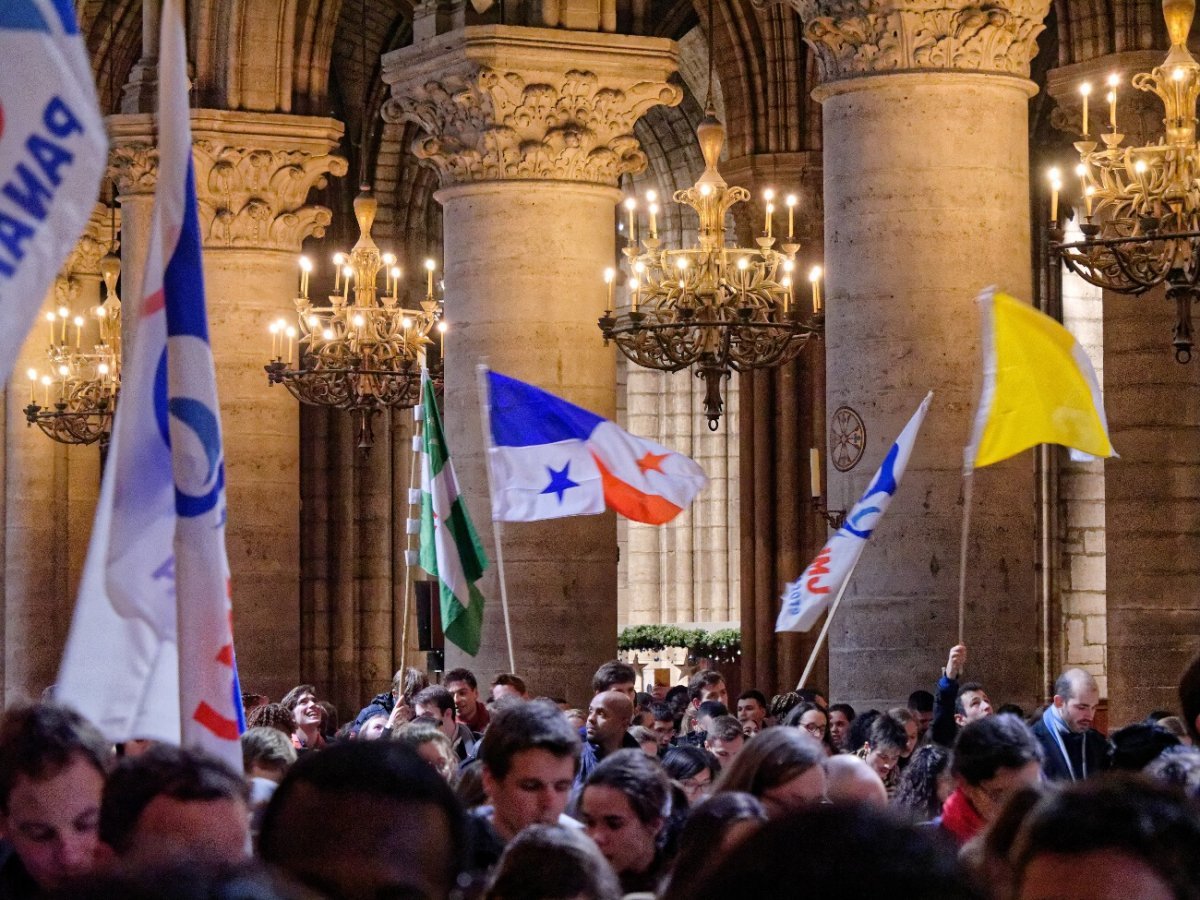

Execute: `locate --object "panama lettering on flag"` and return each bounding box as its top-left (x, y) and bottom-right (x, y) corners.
top-left (57, 0), bottom-right (244, 769)
top-left (0, 0), bottom-right (107, 381)
top-left (966, 287), bottom-right (1116, 471)
top-left (777, 392), bottom-right (932, 633)
top-left (419, 371), bottom-right (489, 656)
top-left (484, 370), bottom-right (708, 524)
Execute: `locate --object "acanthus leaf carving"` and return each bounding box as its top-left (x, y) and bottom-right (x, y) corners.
top-left (383, 67), bottom-right (682, 186)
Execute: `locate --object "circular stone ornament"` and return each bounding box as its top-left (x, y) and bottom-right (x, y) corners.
top-left (830, 406), bottom-right (866, 472)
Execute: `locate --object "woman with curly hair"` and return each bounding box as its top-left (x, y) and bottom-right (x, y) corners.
top-left (891, 744), bottom-right (952, 823)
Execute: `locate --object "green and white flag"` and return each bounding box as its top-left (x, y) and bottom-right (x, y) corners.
top-left (419, 372), bottom-right (489, 655)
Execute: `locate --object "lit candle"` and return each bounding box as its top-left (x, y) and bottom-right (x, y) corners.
top-left (781, 276), bottom-right (792, 311)
top-left (1085, 184), bottom-right (1096, 218)
top-left (40, 374), bottom-right (50, 407)
top-left (57, 306), bottom-right (68, 342)
top-left (630, 276), bottom-right (640, 312)
top-left (809, 265), bottom-right (823, 312)
top-left (786, 194), bottom-right (797, 239)
top-left (333, 252), bottom-right (345, 292)
top-left (624, 197), bottom-right (636, 243)
top-left (438, 319), bottom-right (447, 357)
top-left (648, 202), bottom-right (659, 239)
top-left (763, 188), bottom-right (775, 234)
top-left (1079, 82), bottom-right (1091, 136)
top-left (604, 267), bottom-right (615, 310)
top-left (424, 259), bottom-right (436, 297)
top-left (1107, 72), bottom-right (1119, 129)
top-left (391, 266), bottom-right (402, 302)
top-left (285, 326), bottom-right (297, 363)
top-left (269, 321), bottom-right (280, 358)
top-left (342, 265), bottom-right (353, 302)
top-left (1048, 168), bottom-right (1061, 222)
top-left (26, 368), bottom-right (36, 404)
top-left (810, 447), bottom-right (822, 498)
top-left (766, 203), bottom-right (775, 239)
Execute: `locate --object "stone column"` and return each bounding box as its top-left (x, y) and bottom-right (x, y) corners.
top-left (383, 26), bottom-right (680, 703)
top-left (109, 112), bottom-right (347, 704)
top-left (796, 0), bottom-right (1051, 709)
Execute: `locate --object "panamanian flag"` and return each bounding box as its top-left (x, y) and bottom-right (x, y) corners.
top-left (776, 392), bottom-right (932, 632)
top-left (57, 0), bottom-right (244, 770)
top-left (0, 0), bottom-right (106, 380)
top-left (484, 370), bottom-right (708, 525)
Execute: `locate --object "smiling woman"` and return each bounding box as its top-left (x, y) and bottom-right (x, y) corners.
top-left (280, 684), bottom-right (325, 751)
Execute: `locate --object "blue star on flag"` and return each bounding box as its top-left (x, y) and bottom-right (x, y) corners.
top-left (540, 462), bottom-right (579, 503)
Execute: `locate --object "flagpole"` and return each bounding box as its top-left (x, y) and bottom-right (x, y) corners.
top-left (398, 407), bottom-right (421, 674)
top-left (475, 363), bottom-right (517, 674)
top-left (957, 468), bottom-right (975, 646)
top-left (796, 564), bottom-right (855, 690)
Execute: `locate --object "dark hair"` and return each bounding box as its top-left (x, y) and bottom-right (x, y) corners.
top-left (892, 745), bottom-right (951, 822)
top-left (444, 668), bottom-right (478, 691)
top-left (280, 684), bottom-right (316, 712)
top-left (867, 712), bottom-right (908, 753)
top-left (662, 745), bottom-right (721, 783)
top-left (100, 745), bottom-right (248, 853)
top-left (394, 667), bottom-right (429, 704)
top-left (707, 716), bottom-right (744, 743)
top-left (995, 703), bottom-right (1027, 719)
top-left (584, 749), bottom-right (670, 824)
top-left (1180, 653), bottom-right (1200, 742)
top-left (1109, 722), bottom-right (1180, 772)
top-left (954, 682), bottom-right (986, 717)
top-left (1145, 746), bottom-right (1200, 800)
top-left (951, 713), bottom-right (1042, 787)
top-left (907, 690), bottom-right (934, 713)
top-left (846, 709), bottom-right (880, 753)
top-left (737, 690), bottom-right (768, 710)
top-left (486, 823), bottom-right (621, 900)
top-left (665, 686), bottom-right (689, 715)
top-left (0, 703), bottom-right (111, 813)
top-left (246, 703), bottom-right (295, 736)
top-left (478, 698), bottom-right (580, 780)
top-left (697, 700), bottom-right (728, 722)
top-left (56, 861), bottom-right (310, 900)
top-left (676, 804), bottom-right (979, 900)
top-left (687, 671), bottom-right (725, 704)
top-left (414, 685), bottom-right (455, 717)
top-left (650, 702), bottom-right (674, 724)
top-left (713, 727), bottom-right (824, 798)
top-left (259, 740), bottom-right (466, 877)
top-left (592, 661), bottom-right (637, 694)
top-left (829, 703), bottom-right (857, 721)
top-left (795, 689), bottom-right (827, 709)
top-left (663, 792), bottom-right (766, 898)
top-left (492, 673), bottom-right (528, 695)
top-left (1013, 775), bottom-right (1200, 897)
top-left (784, 702), bottom-right (832, 752)
top-left (768, 692), bottom-right (802, 721)
top-left (455, 758), bottom-right (489, 809)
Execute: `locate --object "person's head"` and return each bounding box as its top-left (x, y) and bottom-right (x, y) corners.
top-left (695, 700), bottom-right (728, 735)
top-left (260, 740), bottom-right (466, 899)
top-left (907, 690), bottom-right (935, 737)
top-left (861, 712), bottom-right (907, 779)
top-left (665, 685), bottom-right (690, 717)
top-left (485, 824), bottom-right (621, 900)
top-left (241, 693), bottom-right (269, 715)
top-left (888, 707), bottom-right (920, 758)
top-left (893, 744), bottom-right (953, 823)
top-left (246, 703), bottom-right (294, 737)
top-left (951, 713), bottom-right (1043, 823)
top-left (479, 699), bottom-right (581, 841)
top-left (395, 721), bottom-right (457, 782)
top-left (673, 803), bottom-right (979, 900)
top-left (99, 744), bottom-right (249, 870)
top-left (580, 749), bottom-right (669, 878)
top-left (824, 754), bottom-right (887, 807)
top-left (845, 709), bottom-right (879, 757)
top-left (736, 691), bottom-right (768, 728)
top-left (784, 702), bottom-right (830, 751)
top-left (828, 703), bottom-right (855, 750)
top-left (628, 726), bottom-right (659, 757)
top-left (663, 792), bottom-right (767, 898)
top-left (687, 671), bottom-right (728, 709)
top-left (662, 745), bottom-right (720, 806)
top-left (704, 716), bottom-right (745, 765)
top-left (649, 702), bottom-right (675, 749)
top-left (586, 691), bottom-right (634, 752)
top-left (795, 689), bottom-right (828, 712)
top-left (591, 661), bottom-right (637, 701)
top-left (394, 666), bottom-right (430, 705)
top-left (1052, 668), bottom-right (1100, 734)
top-left (1145, 746), bottom-right (1200, 800)
top-left (1012, 774), bottom-right (1200, 900)
top-left (0, 704), bottom-right (111, 891)
top-left (491, 673), bottom-right (528, 702)
top-left (713, 727), bottom-right (827, 818)
top-left (649, 682), bottom-right (669, 703)
top-left (444, 668), bottom-right (481, 722)
top-left (1180, 652), bottom-right (1200, 743)
top-left (413, 685), bottom-right (457, 739)
top-left (768, 692), bottom-right (801, 723)
top-left (241, 726), bottom-right (297, 782)
top-left (954, 682), bottom-right (993, 726)
top-left (1155, 716), bottom-right (1191, 744)
top-left (317, 702), bottom-right (338, 740)
top-left (564, 708), bottom-right (586, 731)
top-left (280, 684), bottom-right (321, 734)
top-left (357, 713), bottom-right (391, 741)
top-left (1108, 722), bottom-right (1180, 771)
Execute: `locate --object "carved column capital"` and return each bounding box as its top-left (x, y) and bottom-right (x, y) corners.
top-left (791, 0), bottom-right (1052, 84)
top-left (382, 25), bottom-right (680, 187)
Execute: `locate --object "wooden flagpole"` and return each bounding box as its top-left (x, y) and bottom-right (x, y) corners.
top-left (957, 468), bottom-right (975, 645)
top-left (795, 574), bottom-right (854, 690)
top-left (475, 363), bottom-right (517, 673)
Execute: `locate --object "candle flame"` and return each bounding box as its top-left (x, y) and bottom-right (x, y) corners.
top-left (809, 265), bottom-right (823, 283)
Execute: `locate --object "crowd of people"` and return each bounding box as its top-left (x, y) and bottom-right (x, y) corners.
top-left (2, 645), bottom-right (1200, 898)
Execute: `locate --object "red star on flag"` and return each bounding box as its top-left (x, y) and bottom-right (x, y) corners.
top-left (637, 451), bottom-right (670, 475)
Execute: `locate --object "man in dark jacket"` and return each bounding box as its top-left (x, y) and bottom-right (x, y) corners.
top-left (1032, 667), bottom-right (1109, 781)
top-left (930, 644), bottom-right (993, 747)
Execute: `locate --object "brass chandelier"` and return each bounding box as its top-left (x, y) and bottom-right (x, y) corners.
top-left (24, 214), bottom-right (122, 450)
top-left (265, 187), bottom-right (444, 450)
top-left (598, 111), bottom-right (822, 429)
top-left (1050, 0), bottom-right (1200, 362)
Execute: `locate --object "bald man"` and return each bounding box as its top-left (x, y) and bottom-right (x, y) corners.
top-left (1032, 668), bottom-right (1109, 781)
top-left (825, 754), bottom-right (888, 808)
top-left (574, 690), bottom-right (637, 793)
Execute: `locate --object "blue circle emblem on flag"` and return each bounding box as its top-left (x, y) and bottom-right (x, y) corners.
top-left (162, 336), bottom-right (225, 518)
